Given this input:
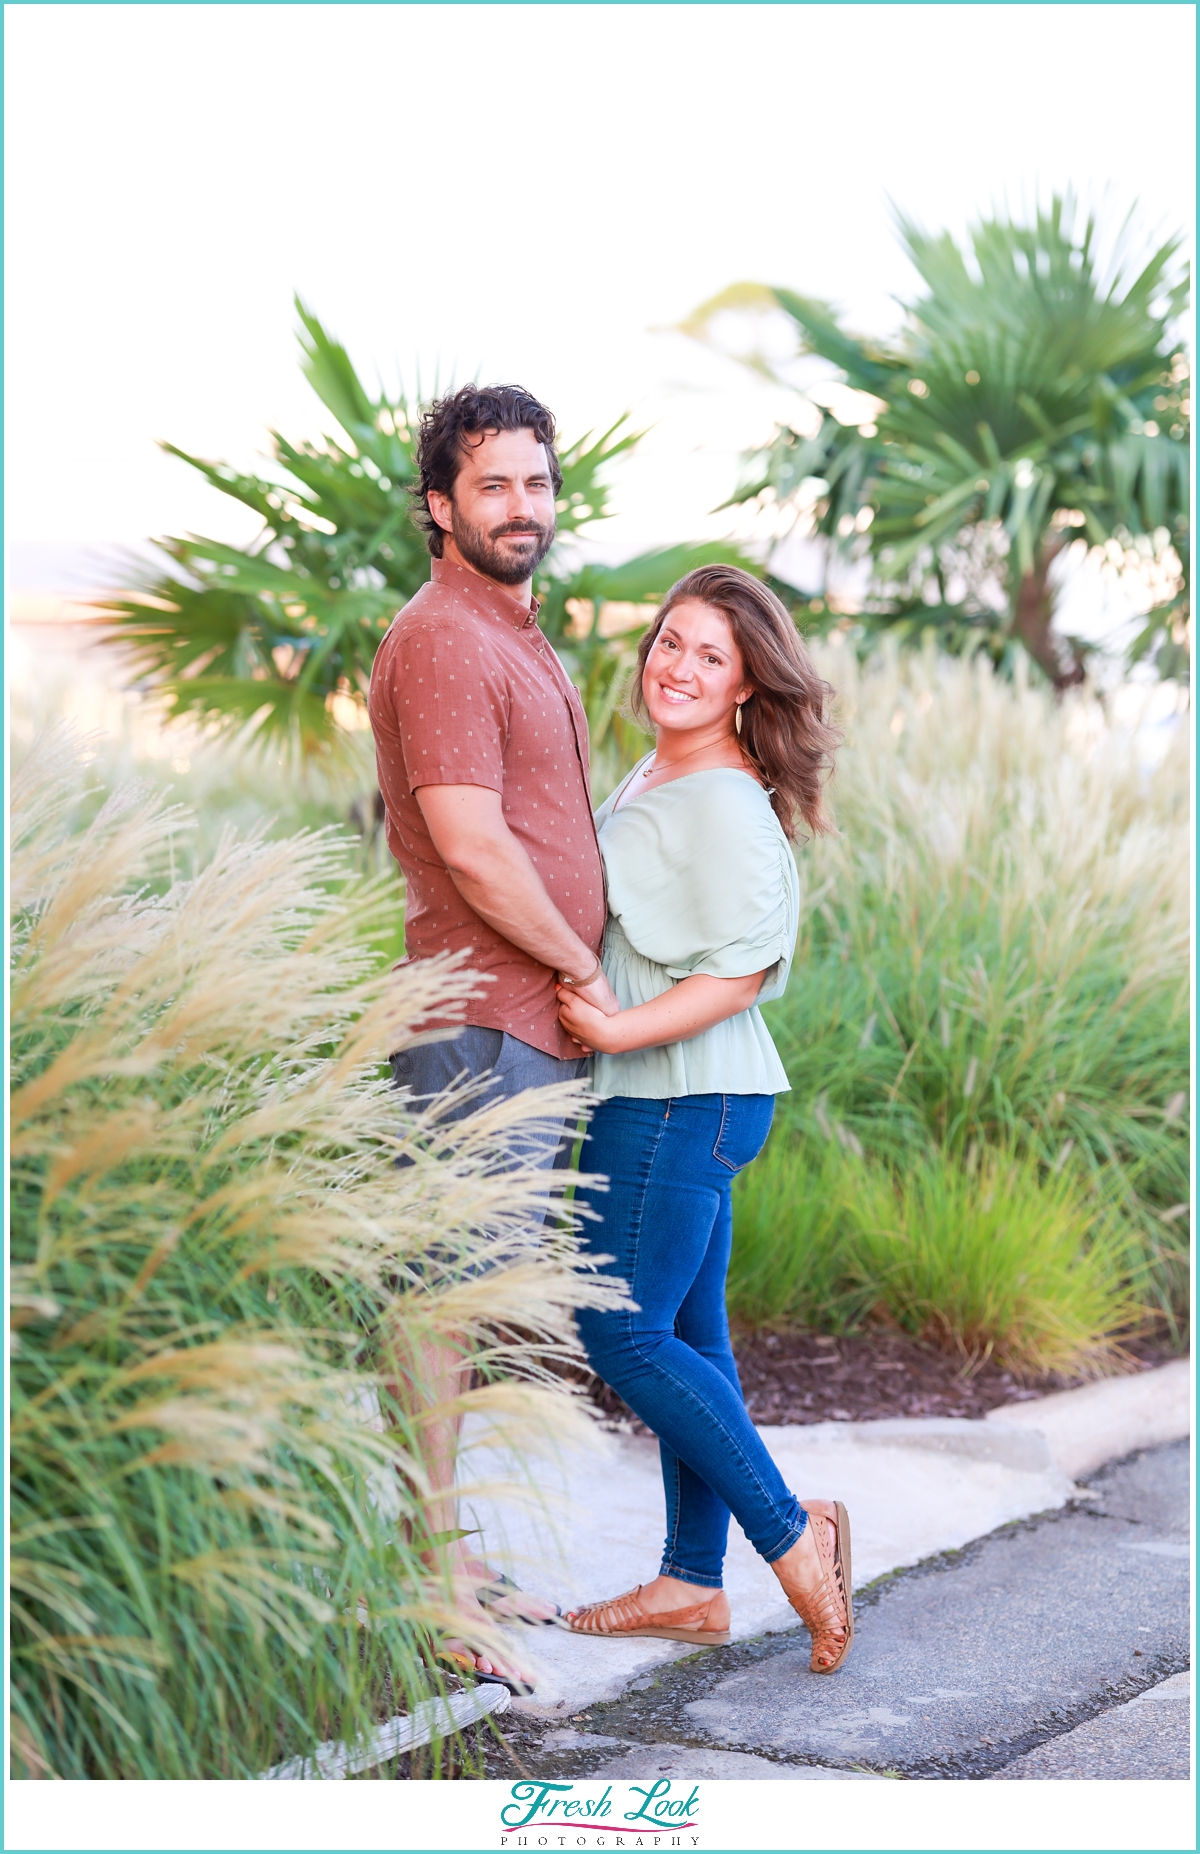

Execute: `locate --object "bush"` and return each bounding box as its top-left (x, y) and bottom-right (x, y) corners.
top-left (730, 1139), bottom-right (1142, 1376)
top-left (10, 732), bottom-right (617, 1780)
top-left (727, 1139), bottom-right (862, 1333)
top-left (854, 1148), bottom-right (1143, 1373)
top-left (742, 645), bottom-right (1190, 1350)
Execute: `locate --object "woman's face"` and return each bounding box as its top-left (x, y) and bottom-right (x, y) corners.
top-left (641, 599), bottom-right (751, 737)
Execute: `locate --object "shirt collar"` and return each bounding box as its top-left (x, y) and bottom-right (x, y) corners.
top-left (431, 555), bottom-right (540, 630)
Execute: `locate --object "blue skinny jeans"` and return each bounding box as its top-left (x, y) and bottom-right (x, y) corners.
top-left (576, 1094), bottom-right (807, 1589)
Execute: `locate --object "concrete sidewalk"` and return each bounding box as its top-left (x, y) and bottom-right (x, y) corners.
top-left (458, 1361), bottom-right (1189, 1716)
top-left (484, 1439), bottom-right (1190, 1783)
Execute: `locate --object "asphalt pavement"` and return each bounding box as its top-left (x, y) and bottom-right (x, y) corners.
top-left (991, 1671), bottom-right (1190, 1780)
top-left (490, 1441), bottom-right (1190, 1781)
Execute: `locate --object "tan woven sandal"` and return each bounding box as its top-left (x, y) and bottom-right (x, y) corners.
top-left (566, 1584), bottom-right (731, 1647)
top-left (775, 1499), bottom-right (853, 1674)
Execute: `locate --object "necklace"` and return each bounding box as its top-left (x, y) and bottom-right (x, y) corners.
top-left (641, 738), bottom-right (733, 778)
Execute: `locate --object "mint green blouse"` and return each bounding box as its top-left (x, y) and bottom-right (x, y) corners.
top-left (589, 755), bottom-right (799, 1100)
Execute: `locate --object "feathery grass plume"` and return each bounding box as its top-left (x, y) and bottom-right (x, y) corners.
top-left (10, 729), bottom-right (623, 1780)
top-left (759, 642), bottom-right (1189, 1340)
top-left (9, 657), bottom-right (390, 891)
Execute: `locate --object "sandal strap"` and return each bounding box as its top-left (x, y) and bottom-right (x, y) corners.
top-left (570, 1585), bottom-right (647, 1635)
top-left (570, 1585), bottom-right (720, 1636)
top-left (781, 1507), bottom-right (849, 1668)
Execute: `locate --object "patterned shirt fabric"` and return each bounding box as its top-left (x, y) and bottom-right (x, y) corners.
top-left (368, 556), bottom-right (606, 1059)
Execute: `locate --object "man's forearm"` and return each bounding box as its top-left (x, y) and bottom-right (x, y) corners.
top-left (414, 781), bottom-right (616, 1010)
top-left (445, 839), bottom-right (597, 978)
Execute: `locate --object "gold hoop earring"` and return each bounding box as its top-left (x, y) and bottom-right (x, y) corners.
top-left (735, 703), bottom-right (743, 736)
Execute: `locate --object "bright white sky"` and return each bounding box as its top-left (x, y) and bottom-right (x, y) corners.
top-left (5, 2), bottom-right (1195, 590)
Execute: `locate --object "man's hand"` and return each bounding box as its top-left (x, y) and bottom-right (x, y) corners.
top-left (415, 782), bottom-right (606, 987)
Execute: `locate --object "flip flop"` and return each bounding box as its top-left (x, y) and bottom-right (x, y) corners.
top-left (433, 1648), bottom-right (537, 1699)
top-left (475, 1572), bottom-right (563, 1626)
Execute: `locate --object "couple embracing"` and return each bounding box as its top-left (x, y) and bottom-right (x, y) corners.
top-left (368, 382), bottom-right (851, 1694)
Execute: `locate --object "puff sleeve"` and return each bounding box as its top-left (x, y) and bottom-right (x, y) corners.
top-left (601, 773), bottom-right (798, 1001)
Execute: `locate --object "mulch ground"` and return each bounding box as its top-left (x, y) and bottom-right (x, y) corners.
top-left (731, 1324), bottom-right (1181, 1424)
top-left (587, 1325), bottom-right (1183, 1430)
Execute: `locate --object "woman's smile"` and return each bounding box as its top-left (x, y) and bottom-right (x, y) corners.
top-left (642, 598), bottom-right (751, 736)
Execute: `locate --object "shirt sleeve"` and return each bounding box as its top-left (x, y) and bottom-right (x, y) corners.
top-left (391, 619), bottom-right (509, 794)
top-left (603, 777), bottom-right (798, 987)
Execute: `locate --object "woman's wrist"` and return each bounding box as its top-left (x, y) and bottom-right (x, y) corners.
top-left (597, 1005), bottom-right (655, 1055)
top-left (596, 1013), bottom-right (633, 1054)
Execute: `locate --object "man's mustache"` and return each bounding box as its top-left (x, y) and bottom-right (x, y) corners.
top-left (491, 522), bottom-right (547, 540)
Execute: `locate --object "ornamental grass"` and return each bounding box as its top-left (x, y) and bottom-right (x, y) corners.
top-left (729, 1139), bottom-right (1141, 1376)
top-left (739, 643), bottom-right (1189, 1357)
top-left (10, 731), bottom-right (619, 1780)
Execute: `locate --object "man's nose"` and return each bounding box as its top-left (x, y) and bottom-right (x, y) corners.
top-left (506, 483), bottom-right (538, 521)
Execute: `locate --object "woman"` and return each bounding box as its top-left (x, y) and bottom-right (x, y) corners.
top-left (556, 565), bottom-right (852, 1674)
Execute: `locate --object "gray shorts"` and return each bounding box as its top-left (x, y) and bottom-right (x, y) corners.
top-left (390, 1025), bottom-right (588, 1172)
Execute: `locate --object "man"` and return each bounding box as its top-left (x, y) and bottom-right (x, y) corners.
top-left (368, 383), bottom-right (617, 1684)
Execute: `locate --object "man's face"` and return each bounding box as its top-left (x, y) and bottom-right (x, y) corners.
top-left (428, 426), bottom-right (557, 588)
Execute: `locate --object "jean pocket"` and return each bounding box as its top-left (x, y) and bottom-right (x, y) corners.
top-left (712, 1094), bottom-right (776, 1172)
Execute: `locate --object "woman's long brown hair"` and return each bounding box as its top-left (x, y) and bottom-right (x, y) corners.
top-left (629, 564), bottom-right (840, 840)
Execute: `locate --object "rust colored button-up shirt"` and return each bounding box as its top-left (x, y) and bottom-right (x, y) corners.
top-left (368, 557), bottom-right (606, 1058)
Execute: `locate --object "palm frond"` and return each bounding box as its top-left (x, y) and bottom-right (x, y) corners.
top-left (684, 195), bottom-right (1190, 685)
top-left (97, 308), bottom-right (749, 760)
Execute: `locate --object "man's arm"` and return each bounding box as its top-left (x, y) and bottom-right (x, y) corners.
top-left (415, 783), bottom-right (619, 1015)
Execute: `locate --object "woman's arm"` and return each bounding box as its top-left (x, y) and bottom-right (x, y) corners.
top-left (557, 969), bottom-right (768, 1055)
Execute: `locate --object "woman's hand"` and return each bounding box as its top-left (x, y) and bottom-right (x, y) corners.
top-left (556, 985), bottom-right (628, 1055)
top-left (559, 968), bottom-right (768, 1056)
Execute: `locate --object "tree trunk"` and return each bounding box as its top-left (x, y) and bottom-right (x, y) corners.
top-left (1012, 544), bottom-right (1086, 690)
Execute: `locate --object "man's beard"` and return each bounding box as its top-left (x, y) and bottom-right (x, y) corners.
top-left (450, 510), bottom-right (556, 586)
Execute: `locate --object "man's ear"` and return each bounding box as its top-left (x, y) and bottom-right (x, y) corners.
top-left (426, 488), bottom-right (453, 534)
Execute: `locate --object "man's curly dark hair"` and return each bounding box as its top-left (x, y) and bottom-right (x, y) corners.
top-left (412, 383), bottom-right (563, 559)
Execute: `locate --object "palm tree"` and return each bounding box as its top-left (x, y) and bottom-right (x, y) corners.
top-left (102, 301), bottom-right (751, 758)
top-left (683, 198), bottom-right (1190, 687)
